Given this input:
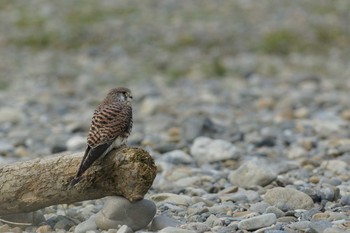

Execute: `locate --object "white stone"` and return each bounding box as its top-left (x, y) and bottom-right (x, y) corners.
top-left (190, 137), bottom-right (240, 164)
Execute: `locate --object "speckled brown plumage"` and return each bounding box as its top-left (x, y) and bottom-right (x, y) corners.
top-left (70, 87), bottom-right (133, 186)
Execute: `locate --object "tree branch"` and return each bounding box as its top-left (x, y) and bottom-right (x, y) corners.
top-left (0, 147), bottom-right (157, 215)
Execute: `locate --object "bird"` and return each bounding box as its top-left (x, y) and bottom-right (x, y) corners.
top-left (70, 87), bottom-right (133, 186)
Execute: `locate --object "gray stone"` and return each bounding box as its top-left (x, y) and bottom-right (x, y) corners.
top-left (66, 135), bottom-right (86, 151)
top-left (321, 160), bottom-right (348, 174)
top-left (0, 107), bottom-right (25, 124)
top-left (161, 150), bottom-right (193, 164)
top-left (151, 193), bottom-right (192, 206)
top-left (228, 159), bottom-right (277, 188)
top-left (74, 214), bottom-right (98, 233)
top-left (220, 193), bottom-right (248, 203)
top-left (184, 222), bottom-right (211, 233)
top-left (205, 214), bottom-right (223, 227)
top-left (95, 197), bottom-right (156, 231)
top-left (264, 187), bottom-right (314, 211)
top-left (289, 221), bottom-right (311, 231)
top-left (0, 140), bottom-right (14, 154)
top-left (309, 221), bottom-right (332, 233)
top-left (158, 227), bottom-right (196, 233)
top-left (265, 206), bottom-right (285, 218)
top-left (190, 137), bottom-right (240, 164)
top-left (238, 213), bottom-right (277, 230)
top-left (139, 97), bottom-right (162, 116)
top-left (53, 215), bottom-right (77, 231)
top-left (250, 202), bottom-right (270, 214)
top-left (117, 225), bottom-right (133, 233)
top-left (36, 225), bottom-right (53, 233)
top-left (151, 215), bottom-right (181, 231)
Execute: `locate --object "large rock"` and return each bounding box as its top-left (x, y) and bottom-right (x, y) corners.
top-left (228, 159), bottom-right (277, 188)
top-left (263, 187), bottom-right (314, 211)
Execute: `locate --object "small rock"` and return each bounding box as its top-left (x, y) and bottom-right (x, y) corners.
top-left (66, 135), bottom-right (86, 151)
top-left (249, 202), bottom-right (270, 214)
top-left (10, 227), bottom-right (23, 233)
top-left (238, 213), bottom-right (277, 230)
top-left (287, 146), bottom-right (307, 159)
top-left (0, 224), bottom-right (11, 232)
top-left (289, 221), bottom-right (310, 231)
top-left (52, 215), bottom-right (77, 231)
top-left (228, 159), bottom-right (277, 188)
top-left (0, 140), bottom-right (14, 155)
top-left (263, 187), bottom-right (314, 211)
top-left (341, 109), bottom-right (350, 121)
top-left (139, 97), bottom-right (162, 116)
top-left (184, 222), bottom-right (211, 233)
top-left (160, 150), bottom-right (193, 164)
top-left (265, 206), bottom-right (285, 218)
top-left (190, 137), bottom-right (240, 164)
top-left (151, 193), bottom-right (192, 206)
top-left (220, 193), bottom-right (248, 203)
top-left (51, 144), bottom-right (67, 154)
top-left (321, 160), bottom-right (348, 174)
top-left (309, 176), bottom-right (320, 184)
top-left (0, 107), bottom-right (25, 124)
top-left (205, 214), bottom-right (223, 227)
top-left (95, 197), bottom-right (156, 231)
top-left (183, 116), bottom-right (223, 142)
top-left (151, 215), bottom-right (181, 231)
top-left (309, 221), bottom-right (332, 233)
top-left (74, 214), bottom-right (98, 233)
top-left (36, 225), bottom-right (52, 233)
top-left (117, 225), bottom-right (133, 233)
top-left (158, 227), bottom-right (196, 233)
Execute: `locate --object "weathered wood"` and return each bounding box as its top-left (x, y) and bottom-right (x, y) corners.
top-left (0, 147), bottom-right (157, 215)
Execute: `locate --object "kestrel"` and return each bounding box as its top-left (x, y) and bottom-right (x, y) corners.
top-left (70, 87), bottom-right (133, 186)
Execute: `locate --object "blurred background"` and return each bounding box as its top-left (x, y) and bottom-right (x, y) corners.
top-left (0, 0), bottom-right (350, 161)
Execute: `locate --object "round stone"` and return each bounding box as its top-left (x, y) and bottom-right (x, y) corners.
top-left (95, 197), bottom-right (156, 231)
top-left (263, 187), bottom-right (314, 211)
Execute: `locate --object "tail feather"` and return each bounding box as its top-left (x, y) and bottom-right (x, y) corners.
top-left (70, 143), bottom-right (111, 186)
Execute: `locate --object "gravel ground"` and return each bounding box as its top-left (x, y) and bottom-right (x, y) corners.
top-left (1, 1), bottom-right (350, 232)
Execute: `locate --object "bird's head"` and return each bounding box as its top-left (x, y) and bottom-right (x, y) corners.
top-left (107, 87), bottom-right (133, 103)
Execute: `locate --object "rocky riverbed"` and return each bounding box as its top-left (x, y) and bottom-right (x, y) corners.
top-left (1, 0), bottom-right (350, 232)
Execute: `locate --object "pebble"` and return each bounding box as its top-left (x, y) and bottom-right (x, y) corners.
top-left (95, 197), bottom-right (156, 231)
top-left (190, 137), bottom-right (240, 164)
top-left (160, 150), bottom-right (193, 164)
top-left (151, 193), bottom-right (193, 206)
top-left (183, 222), bottom-right (211, 233)
top-left (0, 107), bottom-right (25, 124)
top-left (228, 159), bottom-right (277, 188)
top-left (36, 225), bottom-right (53, 233)
top-left (205, 214), bottom-right (223, 227)
top-left (66, 135), bottom-right (86, 151)
top-left (309, 220), bottom-right (333, 233)
top-left (249, 201), bottom-right (270, 214)
top-left (151, 215), bottom-right (181, 231)
top-left (117, 225), bottom-right (133, 233)
top-left (265, 206), bottom-right (285, 218)
top-left (74, 214), bottom-right (98, 233)
top-left (263, 187), bottom-right (314, 211)
top-left (238, 213), bottom-right (277, 230)
top-left (158, 227), bottom-right (196, 233)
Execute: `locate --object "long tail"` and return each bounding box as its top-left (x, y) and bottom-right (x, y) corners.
top-left (70, 143), bottom-right (110, 186)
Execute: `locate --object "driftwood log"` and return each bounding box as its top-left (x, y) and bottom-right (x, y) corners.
top-left (0, 147), bottom-right (157, 215)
